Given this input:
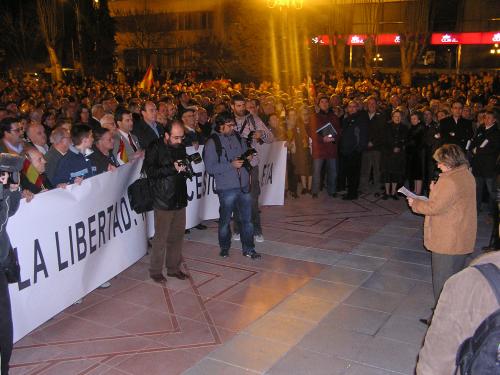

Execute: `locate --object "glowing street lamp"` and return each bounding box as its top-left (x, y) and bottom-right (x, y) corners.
top-left (490, 44), bottom-right (500, 54)
top-left (373, 53), bottom-right (383, 67)
top-left (267, 0), bottom-right (304, 10)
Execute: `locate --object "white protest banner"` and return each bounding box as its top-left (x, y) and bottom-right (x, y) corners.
top-left (184, 142), bottom-right (287, 226)
top-left (256, 141), bottom-right (287, 206)
top-left (8, 160), bottom-right (148, 342)
top-left (8, 141), bottom-right (286, 342)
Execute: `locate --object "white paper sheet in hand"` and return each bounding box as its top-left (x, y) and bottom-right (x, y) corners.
top-left (397, 186), bottom-right (429, 201)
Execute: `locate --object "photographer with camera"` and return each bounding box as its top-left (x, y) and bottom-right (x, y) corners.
top-left (203, 111), bottom-right (261, 259)
top-left (143, 120), bottom-right (192, 283)
top-left (230, 94), bottom-right (273, 243)
top-left (0, 154), bottom-right (25, 375)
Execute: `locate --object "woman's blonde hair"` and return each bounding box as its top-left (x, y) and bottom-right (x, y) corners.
top-left (433, 144), bottom-right (469, 169)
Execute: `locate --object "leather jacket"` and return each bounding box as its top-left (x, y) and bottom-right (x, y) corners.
top-left (143, 138), bottom-right (188, 211)
top-left (0, 187), bottom-right (21, 265)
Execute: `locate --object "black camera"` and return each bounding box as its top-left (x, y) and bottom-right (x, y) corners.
top-left (0, 153), bottom-right (24, 186)
top-left (236, 148), bottom-right (257, 173)
top-left (177, 152), bottom-right (202, 179)
top-left (248, 131), bottom-right (264, 145)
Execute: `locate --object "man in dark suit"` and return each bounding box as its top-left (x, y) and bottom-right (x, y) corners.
top-left (360, 97), bottom-right (386, 194)
top-left (471, 110), bottom-right (500, 213)
top-left (438, 101), bottom-right (473, 151)
top-left (89, 104), bottom-right (105, 133)
top-left (113, 108), bottom-right (143, 163)
top-left (132, 101), bottom-right (164, 150)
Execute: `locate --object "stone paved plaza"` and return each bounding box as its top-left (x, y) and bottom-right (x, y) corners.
top-left (10, 192), bottom-right (489, 375)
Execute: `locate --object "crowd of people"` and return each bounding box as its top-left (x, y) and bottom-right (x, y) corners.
top-left (0, 70), bottom-right (499, 374)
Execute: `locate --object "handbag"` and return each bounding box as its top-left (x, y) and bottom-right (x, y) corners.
top-left (3, 247), bottom-right (20, 284)
top-left (128, 176), bottom-right (154, 214)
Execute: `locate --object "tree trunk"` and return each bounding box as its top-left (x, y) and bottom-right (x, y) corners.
top-left (399, 33), bottom-right (423, 87)
top-left (401, 68), bottom-right (412, 86)
top-left (333, 37), bottom-right (346, 81)
top-left (47, 44), bottom-right (63, 82)
top-left (363, 36), bottom-right (374, 78)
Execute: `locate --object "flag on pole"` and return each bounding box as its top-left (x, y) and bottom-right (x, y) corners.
top-left (139, 65), bottom-right (154, 91)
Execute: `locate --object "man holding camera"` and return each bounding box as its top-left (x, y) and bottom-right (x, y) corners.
top-left (0, 154), bottom-right (24, 375)
top-left (230, 94), bottom-right (273, 243)
top-left (203, 111), bottom-right (261, 259)
top-left (143, 120), bottom-right (190, 283)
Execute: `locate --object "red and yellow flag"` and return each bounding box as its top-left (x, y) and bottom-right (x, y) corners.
top-left (138, 65), bottom-right (154, 91)
top-left (117, 138), bottom-right (128, 164)
top-left (22, 158), bottom-right (44, 188)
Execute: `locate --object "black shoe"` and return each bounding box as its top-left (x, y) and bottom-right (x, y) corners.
top-left (167, 271), bottom-right (189, 280)
top-left (195, 223), bottom-right (207, 230)
top-left (150, 274), bottom-right (167, 283)
top-left (291, 192), bottom-right (298, 198)
top-left (185, 229), bottom-right (191, 234)
top-left (374, 192), bottom-right (380, 198)
top-left (312, 193), bottom-right (318, 199)
top-left (243, 250), bottom-right (261, 259)
top-left (329, 192), bottom-right (337, 198)
top-left (419, 318), bottom-right (431, 326)
top-left (342, 194), bottom-right (356, 200)
top-left (391, 194), bottom-right (399, 200)
top-left (219, 249), bottom-right (229, 258)
top-left (301, 188), bottom-right (308, 195)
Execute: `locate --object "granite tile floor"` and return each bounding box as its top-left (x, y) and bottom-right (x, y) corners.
top-left (10, 191), bottom-right (490, 375)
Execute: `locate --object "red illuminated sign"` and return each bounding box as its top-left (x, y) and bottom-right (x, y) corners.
top-left (347, 35), bottom-right (367, 45)
top-left (310, 32), bottom-right (500, 46)
top-left (430, 32), bottom-right (500, 45)
top-left (376, 34), bottom-right (400, 45)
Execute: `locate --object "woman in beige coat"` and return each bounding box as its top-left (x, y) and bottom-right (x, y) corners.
top-left (408, 144), bottom-right (477, 300)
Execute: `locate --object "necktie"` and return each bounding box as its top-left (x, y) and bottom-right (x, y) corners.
top-left (128, 134), bottom-right (138, 152)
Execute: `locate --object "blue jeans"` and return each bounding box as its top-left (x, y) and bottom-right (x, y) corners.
top-left (217, 188), bottom-right (255, 253)
top-left (312, 158), bottom-right (337, 194)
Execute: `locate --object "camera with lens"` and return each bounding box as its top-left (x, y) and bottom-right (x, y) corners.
top-left (236, 147), bottom-right (257, 173)
top-left (177, 152), bottom-right (202, 179)
top-left (0, 153), bottom-right (24, 186)
top-left (247, 131), bottom-right (264, 145)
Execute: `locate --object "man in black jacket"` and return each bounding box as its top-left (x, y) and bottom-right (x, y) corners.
top-left (471, 110), bottom-right (500, 214)
top-left (143, 120), bottom-right (189, 283)
top-left (0, 154), bottom-right (23, 375)
top-left (360, 97), bottom-right (386, 195)
top-left (340, 101), bottom-right (369, 200)
top-left (133, 101), bottom-right (165, 150)
top-left (438, 101), bottom-right (473, 151)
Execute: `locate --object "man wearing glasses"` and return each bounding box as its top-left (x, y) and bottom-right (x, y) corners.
top-left (143, 120), bottom-right (191, 283)
top-left (0, 117), bottom-right (25, 155)
top-left (203, 111), bottom-right (261, 259)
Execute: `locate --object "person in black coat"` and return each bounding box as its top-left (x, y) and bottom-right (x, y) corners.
top-left (406, 112), bottom-right (426, 195)
top-left (470, 110), bottom-right (500, 214)
top-left (381, 110), bottom-right (408, 200)
top-left (438, 101), bottom-right (473, 152)
top-left (132, 101), bottom-right (165, 150)
top-left (360, 97), bottom-right (386, 194)
top-left (0, 154), bottom-right (23, 375)
top-left (142, 120), bottom-right (189, 283)
top-left (339, 101), bottom-right (369, 200)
